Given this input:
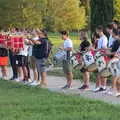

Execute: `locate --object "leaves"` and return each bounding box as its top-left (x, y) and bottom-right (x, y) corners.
top-left (0, 0), bottom-right (86, 31)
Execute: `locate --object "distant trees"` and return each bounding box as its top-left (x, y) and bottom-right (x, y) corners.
top-left (0, 0), bottom-right (119, 31)
top-left (114, 0), bottom-right (120, 22)
top-left (90, 0), bottom-right (113, 32)
top-left (0, 0), bottom-right (86, 31)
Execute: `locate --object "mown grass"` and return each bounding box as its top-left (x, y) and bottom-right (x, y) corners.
top-left (0, 79), bottom-right (120, 120)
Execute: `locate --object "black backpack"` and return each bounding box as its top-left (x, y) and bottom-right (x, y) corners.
top-left (33, 38), bottom-right (53, 59)
top-left (45, 39), bottom-right (53, 58)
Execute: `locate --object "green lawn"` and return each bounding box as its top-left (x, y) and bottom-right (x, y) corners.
top-left (0, 79), bottom-right (120, 120)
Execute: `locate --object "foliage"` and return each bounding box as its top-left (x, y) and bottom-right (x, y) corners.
top-left (0, 0), bottom-right (86, 31)
top-left (114, 0), bottom-right (120, 22)
top-left (44, 0), bottom-right (86, 31)
top-left (90, 0), bottom-right (113, 32)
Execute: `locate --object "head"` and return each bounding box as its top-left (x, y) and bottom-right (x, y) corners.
top-left (91, 32), bottom-right (100, 46)
top-left (112, 20), bottom-right (119, 29)
top-left (36, 29), bottom-right (48, 38)
top-left (112, 29), bottom-right (119, 40)
top-left (80, 29), bottom-right (88, 41)
top-left (96, 25), bottom-right (104, 36)
top-left (60, 31), bottom-right (69, 40)
top-left (106, 23), bottom-right (113, 34)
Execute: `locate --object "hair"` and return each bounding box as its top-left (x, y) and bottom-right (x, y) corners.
top-left (113, 20), bottom-right (119, 25)
top-left (91, 32), bottom-right (100, 45)
top-left (113, 28), bottom-right (119, 36)
top-left (60, 31), bottom-right (68, 36)
top-left (80, 29), bottom-right (88, 41)
top-left (40, 29), bottom-right (48, 37)
top-left (106, 23), bottom-right (113, 30)
top-left (96, 25), bottom-right (103, 31)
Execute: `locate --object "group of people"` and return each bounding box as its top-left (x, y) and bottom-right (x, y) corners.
top-left (0, 20), bottom-right (120, 97)
top-left (62, 20), bottom-right (120, 97)
top-left (0, 28), bottom-right (51, 88)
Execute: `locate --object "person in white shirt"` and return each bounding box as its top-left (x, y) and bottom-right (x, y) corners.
top-left (60, 31), bottom-right (73, 89)
top-left (94, 25), bottom-right (108, 92)
top-left (28, 34), bottom-right (39, 86)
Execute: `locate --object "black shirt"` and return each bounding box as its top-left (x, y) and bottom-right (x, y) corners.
top-left (80, 40), bottom-right (90, 51)
top-left (33, 37), bottom-right (48, 59)
top-left (111, 40), bottom-right (120, 52)
top-left (111, 40), bottom-right (120, 58)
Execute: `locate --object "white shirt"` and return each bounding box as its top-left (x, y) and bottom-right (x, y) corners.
top-left (28, 36), bottom-right (39, 56)
top-left (116, 47), bottom-right (120, 59)
top-left (108, 35), bottom-right (115, 47)
top-left (97, 35), bottom-right (108, 49)
top-left (64, 38), bottom-right (73, 59)
top-left (18, 39), bottom-right (29, 56)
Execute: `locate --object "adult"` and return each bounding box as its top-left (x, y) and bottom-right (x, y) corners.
top-left (60, 31), bottom-right (73, 89)
top-left (33, 30), bottom-right (49, 88)
top-left (94, 25), bottom-right (108, 92)
top-left (78, 29), bottom-right (91, 90)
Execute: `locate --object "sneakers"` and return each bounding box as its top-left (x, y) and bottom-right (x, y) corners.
top-left (93, 87), bottom-right (100, 92)
top-left (115, 93), bottom-right (120, 97)
top-left (10, 76), bottom-right (18, 81)
top-left (62, 84), bottom-right (72, 89)
top-left (40, 83), bottom-right (48, 88)
top-left (102, 88), bottom-right (116, 95)
top-left (29, 81), bottom-right (40, 86)
top-left (3, 76), bottom-right (9, 80)
top-left (78, 85), bottom-right (90, 91)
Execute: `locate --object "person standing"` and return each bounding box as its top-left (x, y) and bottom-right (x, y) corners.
top-left (78, 29), bottom-right (91, 90)
top-left (33, 30), bottom-right (50, 88)
top-left (94, 25), bottom-right (108, 92)
top-left (60, 31), bottom-right (73, 89)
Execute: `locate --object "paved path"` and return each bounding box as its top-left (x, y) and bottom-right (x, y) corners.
top-left (1, 67), bottom-right (120, 105)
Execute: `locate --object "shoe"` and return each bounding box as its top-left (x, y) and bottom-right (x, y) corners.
top-left (15, 78), bottom-right (22, 82)
top-left (115, 93), bottom-right (120, 97)
top-left (40, 83), bottom-right (48, 88)
top-left (78, 85), bottom-right (90, 91)
top-left (93, 87), bottom-right (100, 92)
top-left (62, 84), bottom-right (72, 89)
top-left (30, 81), bottom-right (40, 86)
top-left (3, 76), bottom-right (9, 80)
top-left (98, 87), bottom-right (107, 92)
top-left (102, 88), bottom-right (115, 95)
top-left (10, 77), bottom-right (18, 81)
top-left (28, 78), bottom-right (32, 83)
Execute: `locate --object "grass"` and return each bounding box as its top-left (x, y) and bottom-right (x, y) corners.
top-left (0, 79), bottom-right (120, 120)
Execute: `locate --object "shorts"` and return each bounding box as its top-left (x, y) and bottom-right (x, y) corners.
top-left (80, 67), bottom-right (87, 73)
top-left (15, 55), bottom-right (28, 67)
top-left (28, 56), bottom-right (37, 70)
top-left (0, 57), bottom-right (9, 66)
top-left (36, 58), bottom-right (46, 73)
top-left (63, 60), bottom-right (72, 74)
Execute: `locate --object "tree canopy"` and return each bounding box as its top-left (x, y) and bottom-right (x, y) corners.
top-left (0, 0), bottom-right (86, 31)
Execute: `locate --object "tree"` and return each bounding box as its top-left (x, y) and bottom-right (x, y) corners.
top-left (90, 0), bottom-right (113, 32)
top-left (114, 0), bottom-right (120, 22)
top-left (43, 0), bottom-right (86, 31)
top-left (0, 0), bottom-right (43, 28)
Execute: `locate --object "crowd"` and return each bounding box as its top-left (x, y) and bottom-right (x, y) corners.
top-left (0, 20), bottom-right (120, 97)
